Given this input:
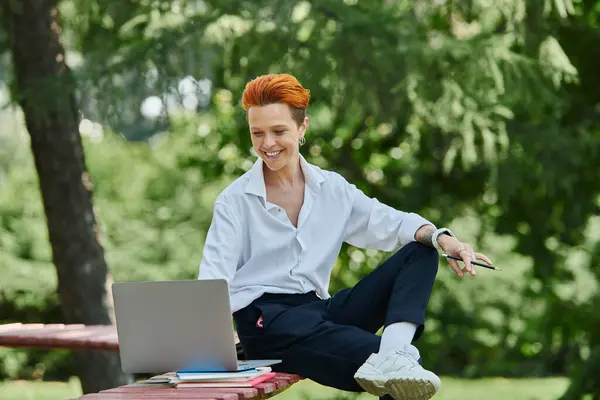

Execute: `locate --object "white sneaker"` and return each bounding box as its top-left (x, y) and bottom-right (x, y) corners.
top-left (354, 344), bottom-right (441, 400)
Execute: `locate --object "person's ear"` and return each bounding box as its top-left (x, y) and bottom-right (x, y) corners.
top-left (300, 116), bottom-right (309, 134)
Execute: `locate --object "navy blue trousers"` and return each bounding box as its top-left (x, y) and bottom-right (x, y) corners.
top-left (233, 242), bottom-right (439, 397)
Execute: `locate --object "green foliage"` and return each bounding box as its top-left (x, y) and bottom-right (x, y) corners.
top-left (1, 1), bottom-right (600, 397)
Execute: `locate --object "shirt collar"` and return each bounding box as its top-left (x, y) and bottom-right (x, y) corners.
top-left (244, 155), bottom-right (325, 200)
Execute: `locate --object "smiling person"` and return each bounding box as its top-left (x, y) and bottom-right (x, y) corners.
top-left (198, 74), bottom-right (492, 400)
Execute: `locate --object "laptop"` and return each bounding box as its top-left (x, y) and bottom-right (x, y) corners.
top-left (112, 279), bottom-right (280, 373)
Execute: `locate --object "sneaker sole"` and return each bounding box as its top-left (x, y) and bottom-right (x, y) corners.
top-left (385, 378), bottom-right (438, 400)
top-left (354, 373), bottom-right (387, 397)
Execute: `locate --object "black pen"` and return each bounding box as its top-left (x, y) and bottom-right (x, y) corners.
top-left (442, 254), bottom-right (502, 271)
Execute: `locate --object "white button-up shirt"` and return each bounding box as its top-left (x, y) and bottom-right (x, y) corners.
top-left (198, 156), bottom-right (433, 313)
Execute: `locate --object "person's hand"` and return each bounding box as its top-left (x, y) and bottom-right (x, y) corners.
top-left (436, 235), bottom-right (493, 277)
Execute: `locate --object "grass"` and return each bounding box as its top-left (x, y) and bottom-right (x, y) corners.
top-left (0, 376), bottom-right (570, 400)
top-left (0, 377), bottom-right (82, 400)
top-left (275, 377), bottom-right (570, 400)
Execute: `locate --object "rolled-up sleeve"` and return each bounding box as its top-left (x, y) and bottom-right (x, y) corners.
top-left (343, 181), bottom-right (433, 251)
top-left (198, 202), bottom-right (242, 286)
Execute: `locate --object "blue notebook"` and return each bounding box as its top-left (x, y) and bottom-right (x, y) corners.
top-left (177, 359), bottom-right (281, 374)
top-left (176, 367), bottom-right (271, 381)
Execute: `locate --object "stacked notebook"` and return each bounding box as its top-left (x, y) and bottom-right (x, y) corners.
top-left (169, 366), bottom-right (275, 388)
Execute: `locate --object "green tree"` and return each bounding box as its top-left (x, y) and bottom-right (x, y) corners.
top-left (0, 0), bottom-right (131, 393)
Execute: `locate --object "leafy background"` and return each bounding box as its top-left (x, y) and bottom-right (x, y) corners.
top-left (0, 0), bottom-right (599, 398)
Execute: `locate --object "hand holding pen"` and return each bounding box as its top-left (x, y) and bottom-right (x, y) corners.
top-left (442, 254), bottom-right (501, 271)
top-left (436, 234), bottom-right (498, 276)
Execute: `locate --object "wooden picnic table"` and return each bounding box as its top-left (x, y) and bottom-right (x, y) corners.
top-left (0, 323), bottom-right (301, 399)
top-left (72, 372), bottom-right (302, 399)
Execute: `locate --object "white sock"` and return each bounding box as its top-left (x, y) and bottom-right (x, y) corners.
top-left (378, 322), bottom-right (418, 354)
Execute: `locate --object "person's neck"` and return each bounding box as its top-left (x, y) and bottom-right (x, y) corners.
top-left (263, 154), bottom-right (304, 189)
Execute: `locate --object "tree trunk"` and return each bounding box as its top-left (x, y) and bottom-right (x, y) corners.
top-left (0, 0), bottom-right (132, 393)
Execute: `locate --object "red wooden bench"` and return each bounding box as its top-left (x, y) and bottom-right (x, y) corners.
top-left (0, 323), bottom-right (301, 399)
top-left (72, 372), bottom-right (301, 399)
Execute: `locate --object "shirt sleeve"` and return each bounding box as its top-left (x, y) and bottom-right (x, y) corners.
top-left (198, 202), bottom-right (242, 285)
top-left (342, 180), bottom-right (434, 251)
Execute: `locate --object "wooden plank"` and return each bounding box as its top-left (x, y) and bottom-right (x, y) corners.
top-left (0, 324), bottom-right (242, 352)
top-left (0, 323), bottom-right (24, 331)
top-left (100, 386), bottom-right (238, 399)
top-left (186, 388), bottom-right (259, 399)
top-left (0, 324), bottom-right (119, 351)
top-left (47, 327), bottom-right (119, 351)
top-left (1, 325), bottom-right (85, 344)
top-left (76, 373), bottom-right (300, 399)
top-left (88, 384), bottom-right (242, 399)
top-left (62, 326), bottom-right (118, 351)
top-left (103, 386), bottom-right (259, 399)
top-left (0, 323), bottom-right (46, 335)
top-left (271, 377), bottom-right (291, 390)
top-left (253, 381), bottom-right (278, 396)
top-left (270, 373), bottom-right (301, 384)
top-left (78, 394), bottom-right (223, 400)
top-left (0, 323), bottom-right (27, 332)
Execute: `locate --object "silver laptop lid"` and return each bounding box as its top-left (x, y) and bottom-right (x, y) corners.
top-left (112, 279), bottom-right (238, 373)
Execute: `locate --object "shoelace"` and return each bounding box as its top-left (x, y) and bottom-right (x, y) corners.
top-left (387, 349), bottom-right (421, 371)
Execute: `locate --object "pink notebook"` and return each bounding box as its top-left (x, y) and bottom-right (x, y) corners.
top-left (175, 372), bottom-right (277, 388)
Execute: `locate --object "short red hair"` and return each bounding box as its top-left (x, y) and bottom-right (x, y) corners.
top-left (242, 74), bottom-right (310, 126)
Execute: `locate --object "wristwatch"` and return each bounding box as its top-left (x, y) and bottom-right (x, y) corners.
top-left (432, 228), bottom-right (457, 252)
